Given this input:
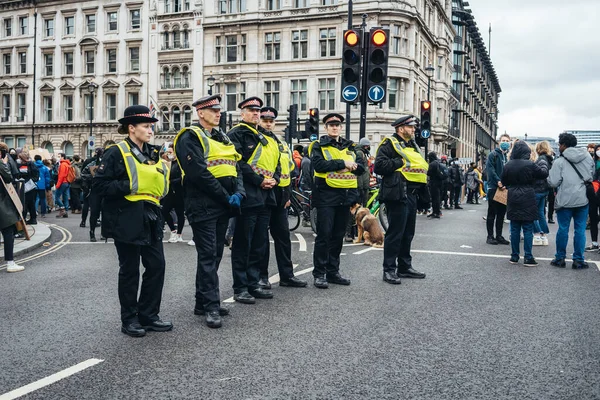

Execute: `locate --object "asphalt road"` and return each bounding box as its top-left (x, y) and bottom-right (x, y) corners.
top-left (1, 203), bottom-right (599, 399)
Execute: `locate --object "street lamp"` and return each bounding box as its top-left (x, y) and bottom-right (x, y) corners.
top-left (425, 64), bottom-right (435, 101)
top-left (207, 73), bottom-right (215, 95)
top-left (87, 82), bottom-right (97, 158)
top-left (524, 133), bottom-right (528, 142)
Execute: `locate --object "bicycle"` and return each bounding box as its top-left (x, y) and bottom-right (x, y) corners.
top-left (363, 186), bottom-right (388, 232)
top-left (288, 189), bottom-right (317, 233)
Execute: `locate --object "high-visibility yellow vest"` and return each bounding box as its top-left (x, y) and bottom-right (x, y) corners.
top-left (277, 140), bottom-right (294, 187)
top-left (115, 141), bottom-right (169, 206)
top-left (383, 137), bottom-right (429, 184)
top-left (237, 123), bottom-right (279, 178)
top-left (173, 125), bottom-right (241, 182)
top-left (309, 141), bottom-right (358, 189)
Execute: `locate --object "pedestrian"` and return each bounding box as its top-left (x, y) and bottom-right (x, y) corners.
top-left (426, 151), bottom-right (445, 218)
top-left (587, 143), bottom-right (596, 158)
top-left (228, 97), bottom-right (279, 303)
top-left (449, 160), bottom-right (464, 209)
top-left (548, 133), bottom-right (594, 269)
top-left (70, 155), bottom-right (83, 214)
top-left (34, 155), bottom-right (50, 218)
top-left (374, 114), bottom-right (428, 284)
top-left (584, 143), bottom-right (600, 251)
top-left (310, 113), bottom-right (364, 288)
top-left (501, 140), bottom-right (549, 266)
top-left (54, 153), bottom-right (71, 218)
top-left (80, 148), bottom-right (103, 242)
top-left (292, 145), bottom-right (303, 171)
top-left (300, 146), bottom-right (313, 192)
top-left (485, 133), bottom-right (511, 245)
top-left (0, 145), bottom-right (25, 273)
top-left (532, 141), bottom-right (554, 247)
top-left (440, 155), bottom-right (452, 209)
top-left (43, 159), bottom-right (55, 212)
top-left (160, 145), bottom-right (186, 244)
top-left (94, 105), bottom-right (172, 337)
top-left (174, 94), bottom-right (245, 328)
top-left (465, 162), bottom-right (481, 204)
top-left (16, 150), bottom-right (39, 225)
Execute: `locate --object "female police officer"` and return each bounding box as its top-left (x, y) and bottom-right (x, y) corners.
top-left (309, 113), bottom-right (365, 288)
top-left (94, 105), bottom-right (173, 337)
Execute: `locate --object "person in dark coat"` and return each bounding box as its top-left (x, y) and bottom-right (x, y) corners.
top-left (500, 140), bottom-right (549, 266)
top-left (449, 161), bottom-right (464, 209)
top-left (532, 141), bottom-right (554, 247)
top-left (0, 146), bottom-right (25, 273)
top-left (426, 151), bottom-right (444, 218)
top-left (80, 148), bottom-right (103, 241)
top-left (16, 150), bottom-right (39, 225)
top-left (486, 134), bottom-right (511, 245)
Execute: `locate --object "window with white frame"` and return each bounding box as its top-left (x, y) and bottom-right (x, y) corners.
top-left (161, 67), bottom-right (171, 88)
top-left (173, 29), bottom-right (181, 48)
top-left (225, 83), bottom-right (237, 112)
top-left (294, 0), bottom-right (307, 7)
top-left (4, 18), bottom-right (12, 37)
top-left (84, 51), bottom-right (94, 74)
top-left (64, 16), bottom-right (74, 36)
top-left (17, 93), bottom-right (25, 121)
top-left (321, 0), bottom-right (337, 4)
top-left (267, 0), bottom-right (280, 10)
top-left (107, 11), bottom-right (118, 32)
top-left (1, 94), bottom-right (10, 122)
top-left (44, 53), bottom-right (53, 76)
top-left (182, 66), bottom-right (189, 87)
top-left (290, 79), bottom-right (307, 111)
top-left (128, 92), bottom-right (138, 106)
top-left (43, 95), bottom-right (53, 121)
top-left (64, 52), bottom-right (73, 75)
top-left (3, 54), bottom-right (11, 75)
top-left (161, 107), bottom-right (169, 131)
top-left (185, 0), bottom-right (191, 10)
top-left (130, 10), bottom-right (140, 30)
top-left (4, 137), bottom-right (14, 147)
top-left (16, 137), bottom-right (26, 148)
top-left (84, 94), bottom-right (93, 120)
top-left (19, 16), bottom-right (27, 35)
top-left (388, 78), bottom-right (399, 109)
top-left (392, 25), bottom-right (400, 55)
top-left (173, 67), bottom-right (181, 88)
top-left (215, 37), bottom-right (222, 63)
top-left (106, 93), bottom-right (117, 120)
top-left (183, 106), bottom-right (192, 126)
top-left (63, 95), bottom-right (73, 121)
top-left (174, 0), bottom-right (183, 12)
top-left (173, 106), bottom-right (181, 131)
top-left (216, 35), bottom-right (246, 63)
top-left (219, 0), bottom-right (246, 14)
top-left (129, 47), bottom-right (140, 72)
top-left (86, 14), bottom-right (96, 33)
top-left (264, 81), bottom-right (280, 110)
top-left (318, 78), bottom-right (335, 110)
top-left (265, 32), bottom-right (280, 61)
top-left (18, 52), bottom-right (26, 74)
top-left (319, 28), bottom-right (336, 57)
top-left (44, 18), bottom-right (54, 37)
top-left (106, 49), bottom-right (117, 73)
top-left (292, 30), bottom-right (308, 59)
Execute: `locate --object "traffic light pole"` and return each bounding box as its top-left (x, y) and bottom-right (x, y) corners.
top-left (358, 14), bottom-right (368, 140)
top-left (425, 76), bottom-right (431, 156)
top-left (345, 0), bottom-right (353, 140)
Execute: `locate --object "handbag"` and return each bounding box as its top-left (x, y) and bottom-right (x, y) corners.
top-left (564, 158), bottom-right (595, 201)
top-left (24, 179), bottom-right (37, 193)
top-left (493, 188), bottom-right (507, 205)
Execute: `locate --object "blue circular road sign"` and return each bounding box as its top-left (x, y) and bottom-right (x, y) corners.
top-left (368, 85), bottom-right (385, 102)
top-left (310, 134), bottom-right (318, 142)
top-left (342, 85), bottom-right (359, 102)
top-left (421, 129), bottom-right (431, 139)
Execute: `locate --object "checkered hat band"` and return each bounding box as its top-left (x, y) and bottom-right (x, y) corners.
top-left (207, 159), bottom-right (236, 167)
top-left (197, 99), bottom-right (220, 109)
top-left (328, 173), bottom-right (357, 180)
top-left (326, 117), bottom-right (341, 123)
top-left (251, 166), bottom-right (274, 178)
top-left (129, 113), bottom-right (152, 118)
top-left (242, 99), bottom-right (261, 108)
top-left (261, 111), bottom-right (276, 118)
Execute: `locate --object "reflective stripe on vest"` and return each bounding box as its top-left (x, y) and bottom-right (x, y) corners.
top-left (115, 141), bottom-right (169, 206)
top-left (312, 143), bottom-right (357, 189)
top-left (237, 123), bottom-right (279, 179)
top-left (278, 141), bottom-right (294, 187)
top-left (173, 126), bottom-right (240, 182)
top-left (385, 137), bottom-right (429, 184)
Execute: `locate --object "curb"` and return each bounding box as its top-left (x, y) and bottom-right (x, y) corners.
top-left (0, 223), bottom-right (53, 262)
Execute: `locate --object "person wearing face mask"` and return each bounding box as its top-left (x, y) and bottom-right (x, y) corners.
top-left (584, 144), bottom-right (600, 251)
top-left (309, 113), bottom-right (365, 288)
top-left (94, 105), bottom-right (173, 337)
top-left (374, 115), bottom-right (428, 285)
top-left (485, 133), bottom-right (511, 245)
top-left (160, 145), bottom-right (186, 244)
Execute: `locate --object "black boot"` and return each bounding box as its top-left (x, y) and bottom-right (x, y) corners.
top-left (90, 231), bottom-right (97, 242)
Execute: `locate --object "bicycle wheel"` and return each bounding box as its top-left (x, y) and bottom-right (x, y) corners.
top-left (310, 208), bottom-right (318, 234)
top-left (378, 203), bottom-right (389, 232)
top-left (288, 203), bottom-right (301, 231)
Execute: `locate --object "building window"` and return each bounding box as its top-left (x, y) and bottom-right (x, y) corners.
top-left (319, 28), bottom-right (336, 57)
top-left (290, 79), bottom-right (307, 111)
top-left (173, 67), bottom-right (181, 88)
top-left (292, 30), bottom-right (308, 59)
top-left (129, 47), bottom-right (140, 72)
top-left (3, 54), bottom-right (11, 75)
top-left (44, 18), bottom-right (54, 37)
top-left (217, 35), bottom-right (245, 63)
top-left (265, 32), bottom-right (281, 61)
top-left (44, 53), bottom-right (53, 76)
top-left (173, 106), bottom-right (181, 131)
top-left (388, 78), bottom-right (399, 109)
top-left (173, 29), bottom-right (181, 48)
top-left (165, 0), bottom-right (171, 13)
top-left (264, 81), bottom-right (280, 110)
top-left (86, 15), bottom-right (96, 33)
top-left (318, 78), bottom-right (335, 110)
top-left (174, 0), bottom-right (183, 12)
top-left (294, 0), bottom-right (307, 7)
top-left (392, 25), bottom-right (401, 55)
top-left (161, 107), bottom-right (169, 131)
top-left (4, 18), bottom-right (12, 37)
top-left (19, 16), bottom-right (27, 35)
top-left (185, 0), bottom-right (191, 11)
top-left (225, 83), bottom-right (237, 112)
top-left (267, 0), bottom-right (280, 10)
top-left (64, 52), bottom-right (73, 75)
top-left (43, 95), bottom-right (53, 122)
top-left (184, 106), bottom-right (192, 126)
top-left (162, 67), bottom-right (171, 88)
top-left (84, 94), bottom-right (93, 120)
top-left (17, 93), bottom-right (25, 122)
top-left (128, 92), bottom-right (139, 106)
top-left (226, 36), bottom-right (237, 62)
top-left (1, 94), bottom-right (10, 122)
top-left (63, 95), bottom-right (73, 121)
top-left (321, 0), bottom-right (337, 4)
top-left (106, 94), bottom-right (117, 120)
top-left (64, 16), bottom-right (74, 35)
top-left (107, 12), bottom-right (118, 32)
top-left (182, 66), bottom-right (189, 87)
top-left (19, 52), bottom-right (26, 74)
top-left (219, 0), bottom-right (246, 14)
top-left (215, 36), bottom-right (222, 63)
top-left (107, 49), bottom-right (117, 73)
top-left (84, 51), bottom-right (94, 74)
top-left (130, 10), bottom-right (140, 30)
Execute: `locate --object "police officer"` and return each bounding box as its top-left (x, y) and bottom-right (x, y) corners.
top-left (173, 95), bottom-right (245, 328)
top-left (374, 115), bottom-right (428, 284)
top-left (228, 97), bottom-right (281, 304)
top-left (258, 107), bottom-right (307, 289)
top-left (94, 105), bottom-right (173, 337)
top-left (310, 113), bottom-right (365, 289)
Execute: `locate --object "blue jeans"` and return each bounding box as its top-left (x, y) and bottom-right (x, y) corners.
top-left (510, 220), bottom-right (534, 259)
top-left (55, 183), bottom-right (70, 209)
top-left (555, 205), bottom-right (588, 261)
top-left (533, 192), bottom-right (549, 234)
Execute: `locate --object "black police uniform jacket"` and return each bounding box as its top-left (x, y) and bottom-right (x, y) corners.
top-left (310, 135), bottom-right (365, 207)
top-left (174, 125), bottom-right (245, 223)
top-left (93, 137), bottom-right (164, 245)
top-left (227, 123), bottom-right (281, 209)
top-left (373, 133), bottom-right (414, 203)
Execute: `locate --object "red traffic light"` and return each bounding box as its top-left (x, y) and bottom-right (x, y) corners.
top-left (344, 30), bottom-right (359, 47)
top-left (421, 101), bottom-right (431, 111)
top-left (371, 29), bottom-right (387, 46)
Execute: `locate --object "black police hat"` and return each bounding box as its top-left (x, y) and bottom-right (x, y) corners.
top-left (323, 113), bottom-right (344, 125)
top-left (391, 115), bottom-right (418, 128)
top-left (238, 96), bottom-right (263, 110)
top-left (260, 107), bottom-right (278, 120)
top-left (118, 105), bottom-right (159, 125)
top-left (192, 94), bottom-right (222, 110)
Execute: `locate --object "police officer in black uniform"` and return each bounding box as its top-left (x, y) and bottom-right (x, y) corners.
top-left (374, 115), bottom-right (428, 284)
top-left (94, 105), bottom-right (173, 337)
top-left (228, 97), bottom-right (281, 304)
top-left (174, 94), bottom-right (245, 328)
top-left (310, 113), bottom-right (365, 288)
top-left (258, 107), bottom-right (307, 289)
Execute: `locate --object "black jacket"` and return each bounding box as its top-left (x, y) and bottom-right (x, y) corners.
top-left (228, 123), bottom-right (280, 209)
top-left (300, 156), bottom-right (313, 192)
top-left (373, 134), bottom-right (410, 204)
top-left (533, 153), bottom-right (553, 193)
top-left (93, 138), bottom-right (164, 245)
top-left (449, 164), bottom-right (464, 187)
top-left (310, 135), bottom-right (365, 207)
top-left (427, 153), bottom-right (445, 184)
top-left (16, 160), bottom-right (39, 182)
top-left (175, 126), bottom-right (245, 223)
top-left (0, 160), bottom-right (20, 230)
top-left (501, 141), bottom-right (549, 222)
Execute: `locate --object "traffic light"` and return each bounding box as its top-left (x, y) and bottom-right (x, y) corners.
top-left (420, 101), bottom-right (431, 141)
top-left (219, 110), bottom-right (227, 133)
top-left (340, 30), bottom-right (361, 104)
top-left (365, 27), bottom-right (390, 104)
top-left (287, 104), bottom-right (298, 139)
top-left (307, 108), bottom-right (319, 138)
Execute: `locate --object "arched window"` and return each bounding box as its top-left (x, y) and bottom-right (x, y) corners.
top-left (163, 67), bottom-right (171, 89)
top-left (173, 28), bottom-right (181, 48)
top-left (183, 106), bottom-right (192, 126)
top-left (163, 31), bottom-right (170, 49)
top-left (43, 142), bottom-right (54, 154)
top-left (63, 142), bottom-right (74, 157)
top-left (173, 67), bottom-right (181, 88)
top-left (182, 66), bottom-right (189, 88)
top-left (161, 107), bottom-right (170, 131)
top-left (172, 106), bottom-right (181, 131)
top-left (183, 30), bottom-right (189, 48)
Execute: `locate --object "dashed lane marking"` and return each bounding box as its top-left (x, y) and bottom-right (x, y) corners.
top-left (0, 358), bottom-right (104, 400)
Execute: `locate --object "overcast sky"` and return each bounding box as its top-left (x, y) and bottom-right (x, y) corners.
top-left (467, 0), bottom-right (600, 139)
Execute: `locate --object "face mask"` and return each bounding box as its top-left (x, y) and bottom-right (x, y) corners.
top-left (596, 151), bottom-right (600, 158)
top-left (500, 142), bottom-right (510, 152)
top-left (167, 154), bottom-right (174, 161)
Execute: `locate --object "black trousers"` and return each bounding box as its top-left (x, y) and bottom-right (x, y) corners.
top-left (24, 189), bottom-right (37, 222)
top-left (261, 205), bottom-right (294, 281)
top-left (589, 195), bottom-right (600, 242)
top-left (429, 183), bottom-right (441, 216)
top-left (548, 190), bottom-right (556, 220)
top-left (452, 186), bottom-right (462, 207)
top-left (191, 214), bottom-right (228, 312)
top-left (82, 189), bottom-right (101, 232)
top-left (70, 187), bottom-right (82, 211)
top-left (383, 193), bottom-right (417, 273)
top-left (231, 206), bottom-right (271, 293)
top-left (313, 206), bottom-right (348, 278)
top-left (162, 192), bottom-right (185, 234)
top-left (114, 235), bottom-right (166, 325)
top-left (1, 226), bottom-right (15, 261)
top-left (442, 184), bottom-right (452, 207)
top-left (486, 188), bottom-right (507, 238)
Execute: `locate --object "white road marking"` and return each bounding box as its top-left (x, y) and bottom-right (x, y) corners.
top-left (340, 253), bottom-right (347, 256)
top-left (342, 243), bottom-right (364, 247)
top-left (460, 245), bottom-right (473, 249)
top-left (295, 233), bottom-right (307, 252)
top-left (353, 247), bottom-right (383, 255)
top-left (0, 358), bottom-right (104, 400)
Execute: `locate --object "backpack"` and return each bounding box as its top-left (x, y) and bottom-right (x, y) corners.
top-left (66, 165), bottom-right (76, 183)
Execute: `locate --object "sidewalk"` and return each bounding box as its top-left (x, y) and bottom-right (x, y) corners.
top-left (0, 222), bottom-right (53, 261)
